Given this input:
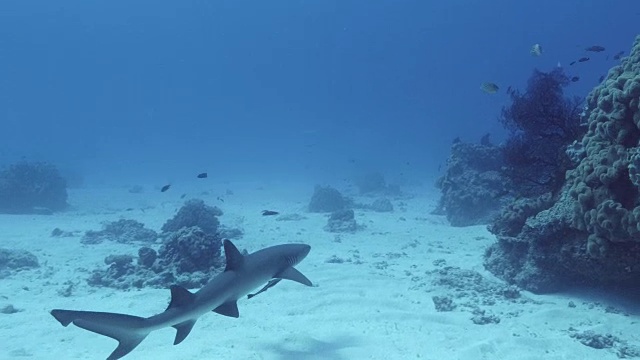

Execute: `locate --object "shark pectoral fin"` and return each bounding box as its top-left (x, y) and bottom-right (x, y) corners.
top-left (172, 319), bottom-right (197, 345)
top-left (106, 334), bottom-right (148, 360)
top-left (277, 267), bottom-right (313, 286)
top-left (166, 285), bottom-right (195, 311)
top-left (213, 301), bottom-right (239, 318)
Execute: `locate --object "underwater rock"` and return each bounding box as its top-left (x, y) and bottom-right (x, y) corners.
top-left (369, 198), bottom-right (394, 212)
top-left (432, 296), bottom-right (456, 312)
top-left (308, 185), bottom-right (348, 213)
top-left (161, 199), bottom-right (223, 235)
top-left (88, 226), bottom-right (224, 290)
top-left (0, 248), bottom-right (39, 278)
top-left (81, 219), bottom-right (158, 244)
top-left (157, 226), bottom-right (223, 274)
top-left (137, 247), bottom-right (157, 268)
top-left (324, 209), bottom-right (359, 233)
top-left (434, 141), bottom-right (510, 226)
top-left (0, 161), bottom-right (68, 214)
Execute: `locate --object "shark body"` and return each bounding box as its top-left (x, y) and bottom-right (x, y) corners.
top-left (51, 239), bottom-right (312, 360)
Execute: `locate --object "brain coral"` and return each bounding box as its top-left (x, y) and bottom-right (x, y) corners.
top-left (568, 35), bottom-right (640, 248)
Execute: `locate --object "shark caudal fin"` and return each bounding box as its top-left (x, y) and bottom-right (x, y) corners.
top-left (50, 309), bottom-right (150, 360)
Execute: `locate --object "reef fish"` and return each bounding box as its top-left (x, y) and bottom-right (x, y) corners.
top-left (577, 57), bottom-right (590, 63)
top-left (160, 184), bottom-right (171, 192)
top-left (480, 82), bottom-right (499, 94)
top-left (585, 45), bottom-right (605, 52)
top-left (613, 51), bottom-right (624, 60)
top-left (262, 210), bottom-right (280, 216)
top-left (197, 172), bottom-right (208, 179)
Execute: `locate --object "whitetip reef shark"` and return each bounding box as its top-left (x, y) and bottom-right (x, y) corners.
top-left (51, 239), bottom-right (313, 360)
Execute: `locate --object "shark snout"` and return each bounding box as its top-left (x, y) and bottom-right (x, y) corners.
top-left (283, 244), bottom-right (311, 267)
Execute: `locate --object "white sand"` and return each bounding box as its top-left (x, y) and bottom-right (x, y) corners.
top-left (1, 182), bottom-right (638, 360)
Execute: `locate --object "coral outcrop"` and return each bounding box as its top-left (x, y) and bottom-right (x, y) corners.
top-left (161, 199), bottom-right (223, 235)
top-left (485, 36), bottom-right (640, 293)
top-left (0, 161), bottom-right (68, 214)
top-left (88, 200), bottom-right (229, 289)
top-left (81, 219), bottom-right (158, 244)
top-left (434, 141), bottom-right (510, 226)
top-left (308, 185), bottom-right (349, 213)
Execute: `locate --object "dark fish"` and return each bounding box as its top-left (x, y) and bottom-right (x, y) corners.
top-left (585, 45), bottom-right (605, 52)
top-left (571, 76), bottom-right (580, 82)
top-left (262, 210), bottom-right (279, 216)
top-left (217, 196), bottom-right (225, 202)
top-left (160, 184), bottom-right (171, 192)
top-left (599, 75), bottom-right (605, 83)
top-left (180, 194), bottom-right (186, 199)
top-left (613, 51), bottom-right (624, 60)
top-left (247, 279), bottom-right (282, 299)
top-left (578, 57), bottom-right (590, 63)
top-left (569, 61), bottom-right (576, 66)
top-left (197, 172), bottom-right (207, 179)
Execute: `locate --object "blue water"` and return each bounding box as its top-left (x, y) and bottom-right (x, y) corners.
top-left (0, 0), bottom-right (637, 184)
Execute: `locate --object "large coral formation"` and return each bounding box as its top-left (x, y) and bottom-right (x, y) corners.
top-left (434, 141), bottom-right (510, 226)
top-left (89, 200), bottom-right (228, 289)
top-left (486, 36), bottom-right (640, 293)
top-left (0, 161), bottom-right (68, 214)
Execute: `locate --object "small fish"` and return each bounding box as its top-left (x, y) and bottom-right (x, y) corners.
top-left (569, 61), bottom-right (576, 66)
top-left (585, 45), bottom-right (605, 52)
top-left (262, 210), bottom-right (279, 216)
top-left (578, 57), bottom-right (590, 63)
top-left (530, 43), bottom-right (543, 56)
top-left (160, 184), bottom-right (171, 192)
top-left (480, 82), bottom-right (499, 94)
top-left (196, 172), bottom-right (207, 179)
top-left (571, 76), bottom-right (580, 82)
top-left (613, 51), bottom-right (624, 60)
top-left (599, 75), bottom-right (605, 83)
top-left (217, 196), bottom-right (225, 202)
top-left (180, 193), bottom-right (186, 199)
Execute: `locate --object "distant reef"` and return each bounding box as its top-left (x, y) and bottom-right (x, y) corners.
top-left (485, 35), bottom-right (640, 293)
top-left (0, 161), bottom-right (68, 214)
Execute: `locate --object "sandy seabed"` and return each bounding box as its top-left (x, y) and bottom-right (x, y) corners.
top-left (0, 181), bottom-right (638, 360)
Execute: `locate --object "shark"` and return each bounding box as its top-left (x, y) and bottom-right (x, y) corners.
top-left (51, 239), bottom-right (312, 360)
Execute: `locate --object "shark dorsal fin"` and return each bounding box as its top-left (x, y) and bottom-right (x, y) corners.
top-left (276, 267), bottom-right (313, 286)
top-left (212, 301), bottom-right (239, 318)
top-left (166, 285), bottom-right (195, 311)
top-left (223, 239), bottom-right (245, 272)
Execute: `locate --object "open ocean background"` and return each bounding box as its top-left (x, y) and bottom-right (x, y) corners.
top-left (1, 0), bottom-right (638, 185)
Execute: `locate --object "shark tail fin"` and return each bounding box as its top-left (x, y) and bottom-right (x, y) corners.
top-left (51, 309), bottom-right (150, 360)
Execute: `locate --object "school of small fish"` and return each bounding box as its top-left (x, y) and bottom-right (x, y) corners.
top-left (481, 42), bottom-right (624, 94)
